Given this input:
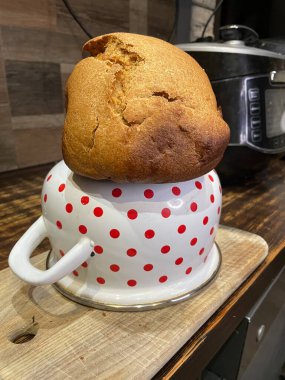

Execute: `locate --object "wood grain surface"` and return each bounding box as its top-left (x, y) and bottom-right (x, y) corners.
top-left (0, 163), bottom-right (53, 270)
top-left (0, 226), bottom-right (267, 380)
top-left (14, 128), bottom-right (62, 167)
top-left (0, 103), bottom-right (17, 172)
top-left (5, 60), bottom-right (63, 116)
top-left (147, 0), bottom-right (175, 40)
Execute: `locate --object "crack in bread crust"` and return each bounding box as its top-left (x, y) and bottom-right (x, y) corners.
top-left (86, 116), bottom-right (99, 152)
top-left (84, 36), bottom-right (182, 129)
top-left (152, 91), bottom-right (179, 102)
top-left (84, 35), bottom-right (144, 128)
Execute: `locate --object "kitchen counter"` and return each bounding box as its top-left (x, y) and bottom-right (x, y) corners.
top-left (1, 158), bottom-right (285, 379)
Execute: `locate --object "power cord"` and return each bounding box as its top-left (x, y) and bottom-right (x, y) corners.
top-left (62, 0), bottom-right (219, 43)
top-left (167, 0), bottom-right (179, 42)
top-left (62, 0), bottom-right (93, 39)
top-left (200, 0), bottom-right (224, 39)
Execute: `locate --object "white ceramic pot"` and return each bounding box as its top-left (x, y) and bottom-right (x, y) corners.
top-left (9, 160), bottom-right (222, 310)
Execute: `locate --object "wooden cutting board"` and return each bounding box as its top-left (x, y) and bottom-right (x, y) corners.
top-left (0, 226), bottom-right (268, 380)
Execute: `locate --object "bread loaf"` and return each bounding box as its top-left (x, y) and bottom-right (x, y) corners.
top-left (62, 32), bottom-right (230, 183)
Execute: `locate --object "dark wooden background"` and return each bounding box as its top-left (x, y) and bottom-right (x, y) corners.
top-left (0, 0), bottom-right (216, 173)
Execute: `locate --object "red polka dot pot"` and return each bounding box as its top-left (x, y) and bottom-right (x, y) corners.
top-left (9, 161), bottom-right (222, 311)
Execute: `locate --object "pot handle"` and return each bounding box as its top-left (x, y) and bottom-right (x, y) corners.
top-left (9, 216), bottom-right (92, 286)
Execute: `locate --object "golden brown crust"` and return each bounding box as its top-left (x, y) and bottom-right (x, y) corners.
top-left (62, 32), bottom-right (230, 183)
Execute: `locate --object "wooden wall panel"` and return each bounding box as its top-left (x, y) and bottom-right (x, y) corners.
top-left (0, 0), bottom-right (216, 172)
top-left (60, 63), bottom-right (74, 100)
top-left (0, 103), bottom-right (17, 172)
top-left (14, 127), bottom-right (62, 167)
top-left (129, 0), bottom-right (148, 35)
top-left (190, 4), bottom-right (215, 41)
top-left (56, 0), bottom-right (129, 36)
top-left (0, 0), bottom-right (56, 30)
top-left (147, 0), bottom-right (175, 40)
top-left (192, 0), bottom-right (216, 9)
top-left (1, 27), bottom-right (84, 64)
top-left (0, 30), bottom-right (17, 172)
top-left (5, 60), bottom-right (63, 116)
top-left (0, 42), bottom-right (9, 104)
top-left (11, 114), bottom-right (64, 130)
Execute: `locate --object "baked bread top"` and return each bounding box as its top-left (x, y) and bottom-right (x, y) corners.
top-left (62, 32), bottom-right (230, 183)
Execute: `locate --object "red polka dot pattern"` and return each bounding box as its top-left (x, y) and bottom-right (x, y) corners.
top-left (178, 225), bottom-right (186, 234)
top-left (175, 257), bottom-right (183, 265)
top-left (110, 264), bottom-right (120, 272)
top-left (79, 225), bottom-right (87, 234)
top-left (203, 216), bottom-right (209, 225)
top-left (58, 184), bottom-right (65, 192)
top-left (185, 267), bottom-right (192, 275)
top-left (127, 279), bottom-right (137, 287)
top-left (93, 207), bottom-right (103, 217)
top-left (161, 208), bottom-right (171, 218)
top-left (44, 165), bottom-right (222, 290)
top-left (208, 174), bottom-right (214, 182)
top-left (65, 203), bottom-right (73, 213)
top-left (145, 229), bottom-right (155, 239)
top-left (112, 188), bottom-right (122, 197)
top-left (195, 181), bottom-right (202, 190)
top-left (81, 196), bottom-right (89, 205)
top-left (127, 209), bottom-right (138, 220)
top-left (144, 189), bottom-right (154, 199)
top-left (161, 245), bottom-right (170, 254)
top-left (199, 248), bottom-right (205, 255)
top-left (127, 248), bottom-right (137, 257)
top-left (172, 186), bottom-right (181, 196)
top-left (110, 229), bottom-right (120, 238)
top-left (94, 245), bottom-right (103, 254)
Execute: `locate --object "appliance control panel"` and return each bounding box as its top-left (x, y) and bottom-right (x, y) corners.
top-left (246, 75), bottom-right (285, 152)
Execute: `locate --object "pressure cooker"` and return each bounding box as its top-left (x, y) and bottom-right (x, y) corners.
top-left (177, 25), bottom-right (285, 180)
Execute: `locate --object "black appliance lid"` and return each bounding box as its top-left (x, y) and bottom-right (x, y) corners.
top-left (176, 42), bottom-right (285, 60)
top-left (176, 42), bottom-right (285, 81)
top-left (176, 25), bottom-right (285, 81)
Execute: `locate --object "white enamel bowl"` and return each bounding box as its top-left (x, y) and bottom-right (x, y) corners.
top-left (9, 160), bottom-right (222, 310)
